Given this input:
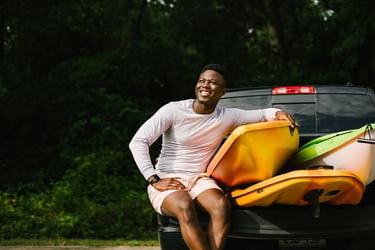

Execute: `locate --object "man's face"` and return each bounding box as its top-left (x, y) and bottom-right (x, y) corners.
top-left (195, 70), bottom-right (226, 106)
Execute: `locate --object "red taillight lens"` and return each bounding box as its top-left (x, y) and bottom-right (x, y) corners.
top-left (272, 86), bottom-right (316, 95)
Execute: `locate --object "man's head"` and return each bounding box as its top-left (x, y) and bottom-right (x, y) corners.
top-left (195, 64), bottom-right (227, 108)
top-left (200, 64), bottom-right (228, 87)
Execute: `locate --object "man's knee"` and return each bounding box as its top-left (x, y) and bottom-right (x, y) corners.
top-left (175, 196), bottom-right (195, 212)
top-left (163, 192), bottom-right (197, 222)
top-left (175, 198), bottom-right (198, 222)
top-left (211, 195), bottom-right (231, 218)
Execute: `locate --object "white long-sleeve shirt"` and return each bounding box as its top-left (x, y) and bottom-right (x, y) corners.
top-left (129, 99), bottom-right (280, 180)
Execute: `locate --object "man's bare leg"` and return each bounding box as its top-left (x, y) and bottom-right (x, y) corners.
top-left (161, 191), bottom-right (210, 250)
top-left (195, 189), bottom-right (231, 250)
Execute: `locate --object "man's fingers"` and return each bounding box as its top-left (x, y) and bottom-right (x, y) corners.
top-left (166, 178), bottom-right (186, 190)
top-left (276, 111), bottom-right (298, 128)
top-left (287, 113), bottom-right (299, 128)
top-left (152, 178), bottom-right (185, 191)
top-left (286, 113), bottom-right (296, 127)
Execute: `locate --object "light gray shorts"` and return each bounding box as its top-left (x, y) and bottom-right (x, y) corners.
top-left (147, 173), bottom-right (222, 214)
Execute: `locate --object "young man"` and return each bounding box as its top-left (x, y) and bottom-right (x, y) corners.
top-left (129, 64), bottom-right (296, 250)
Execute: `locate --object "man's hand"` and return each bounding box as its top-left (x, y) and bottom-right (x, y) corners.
top-left (275, 111), bottom-right (298, 128)
top-left (152, 178), bottom-right (186, 191)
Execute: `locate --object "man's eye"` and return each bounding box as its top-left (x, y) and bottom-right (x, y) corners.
top-left (197, 79), bottom-right (219, 85)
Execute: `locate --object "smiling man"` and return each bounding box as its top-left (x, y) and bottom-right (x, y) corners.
top-left (129, 64), bottom-right (296, 250)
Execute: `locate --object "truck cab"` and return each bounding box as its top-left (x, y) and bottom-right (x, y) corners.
top-left (158, 84), bottom-right (375, 250)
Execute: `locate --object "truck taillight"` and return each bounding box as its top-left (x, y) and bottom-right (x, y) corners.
top-left (272, 86), bottom-right (316, 95)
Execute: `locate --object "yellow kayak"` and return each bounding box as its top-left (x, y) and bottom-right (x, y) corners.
top-left (206, 121), bottom-right (299, 188)
top-left (230, 169), bottom-right (364, 207)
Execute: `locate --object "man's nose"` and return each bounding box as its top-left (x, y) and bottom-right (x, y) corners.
top-left (202, 80), bottom-right (210, 87)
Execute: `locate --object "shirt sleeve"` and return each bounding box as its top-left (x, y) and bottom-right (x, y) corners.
top-left (227, 107), bottom-right (281, 127)
top-left (129, 102), bottom-right (175, 180)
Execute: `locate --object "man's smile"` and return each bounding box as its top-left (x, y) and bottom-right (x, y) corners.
top-left (199, 90), bottom-right (212, 97)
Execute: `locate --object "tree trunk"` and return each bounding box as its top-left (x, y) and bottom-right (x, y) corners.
top-left (0, 0), bottom-right (4, 66)
top-left (264, 0), bottom-right (286, 61)
top-left (126, 0), bottom-right (147, 47)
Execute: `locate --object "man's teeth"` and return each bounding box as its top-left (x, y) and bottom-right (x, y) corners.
top-left (201, 91), bottom-right (210, 96)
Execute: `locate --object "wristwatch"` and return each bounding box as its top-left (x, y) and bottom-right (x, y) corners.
top-left (148, 174), bottom-right (161, 185)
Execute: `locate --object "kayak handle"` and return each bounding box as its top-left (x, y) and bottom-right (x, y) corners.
top-left (304, 189), bottom-right (324, 219)
top-left (305, 165), bottom-right (334, 170)
top-left (357, 138), bottom-right (375, 144)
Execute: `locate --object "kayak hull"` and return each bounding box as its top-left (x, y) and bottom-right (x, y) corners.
top-left (230, 169), bottom-right (364, 207)
top-left (206, 121), bottom-right (299, 188)
top-left (292, 124), bottom-right (375, 185)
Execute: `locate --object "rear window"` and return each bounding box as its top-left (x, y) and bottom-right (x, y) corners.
top-left (273, 103), bottom-right (316, 133)
top-left (218, 96), bottom-right (271, 110)
top-left (316, 94), bottom-right (375, 133)
top-left (219, 88), bottom-right (375, 135)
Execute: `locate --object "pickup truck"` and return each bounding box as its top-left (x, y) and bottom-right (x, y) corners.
top-left (157, 84), bottom-right (375, 250)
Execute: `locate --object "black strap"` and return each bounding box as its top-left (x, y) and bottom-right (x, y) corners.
top-left (358, 124), bottom-right (375, 144)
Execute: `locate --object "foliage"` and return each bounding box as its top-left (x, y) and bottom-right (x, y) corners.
top-left (0, 153), bottom-right (156, 239)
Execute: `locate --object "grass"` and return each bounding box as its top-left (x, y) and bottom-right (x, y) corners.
top-left (0, 239), bottom-right (159, 246)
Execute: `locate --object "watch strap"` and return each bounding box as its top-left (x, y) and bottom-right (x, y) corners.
top-left (148, 174), bottom-right (161, 185)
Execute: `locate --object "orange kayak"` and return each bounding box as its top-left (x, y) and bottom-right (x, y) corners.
top-left (206, 121), bottom-right (299, 187)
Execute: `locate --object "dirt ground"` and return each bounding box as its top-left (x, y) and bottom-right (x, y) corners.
top-left (0, 247), bottom-right (160, 250)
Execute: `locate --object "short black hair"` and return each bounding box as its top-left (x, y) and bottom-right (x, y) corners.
top-left (200, 63), bottom-right (227, 86)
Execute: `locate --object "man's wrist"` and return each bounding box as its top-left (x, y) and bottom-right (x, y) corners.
top-left (147, 174), bottom-right (161, 185)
